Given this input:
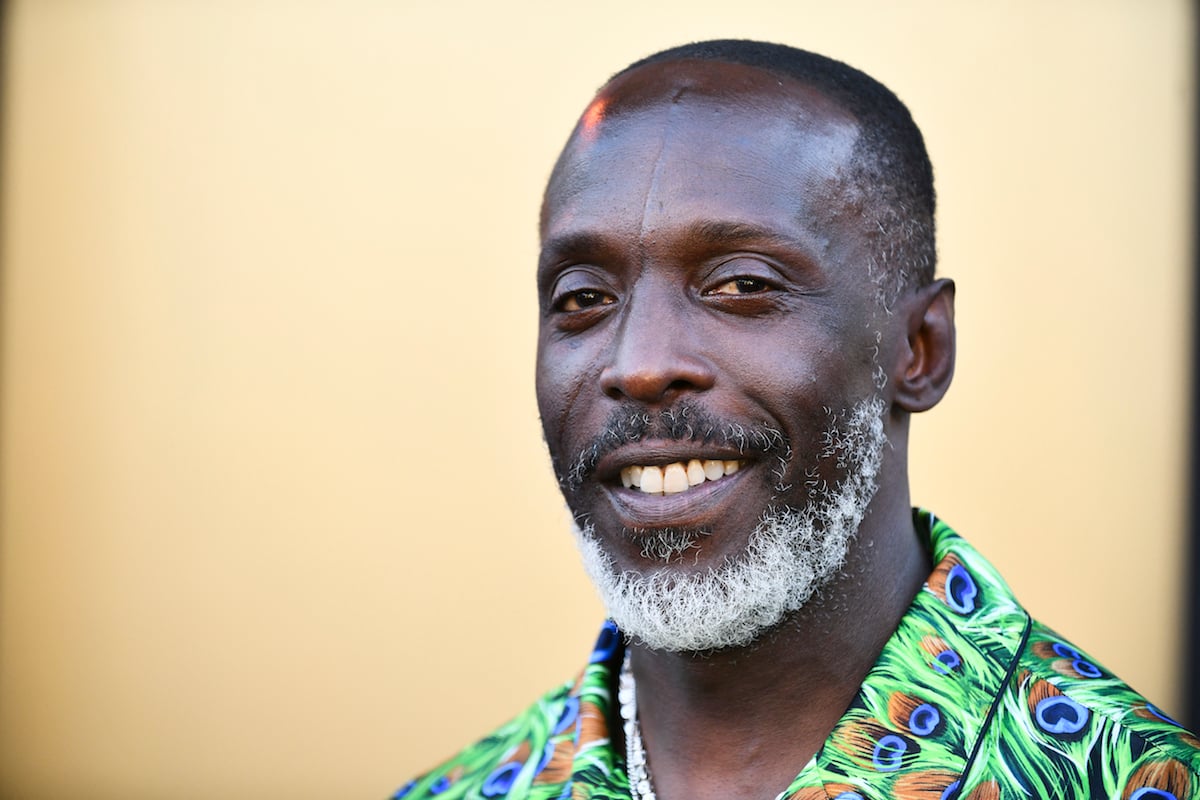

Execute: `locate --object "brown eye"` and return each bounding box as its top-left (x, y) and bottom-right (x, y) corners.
top-left (558, 289), bottom-right (614, 312)
top-left (709, 277), bottom-right (770, 295)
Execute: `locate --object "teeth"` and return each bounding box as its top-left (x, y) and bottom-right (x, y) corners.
top-left (662, 463), bottom-right (688, 494)
top-left (640, 466), bottom-right (664, 493)
top-left (620, 459), bottom-right (745, 496)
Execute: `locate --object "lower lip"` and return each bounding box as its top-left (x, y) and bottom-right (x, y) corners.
top-left (602, 466), bottom-right (752, 529)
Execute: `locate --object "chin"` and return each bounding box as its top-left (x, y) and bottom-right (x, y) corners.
top-left (570, 396), bottom-right (887, 654)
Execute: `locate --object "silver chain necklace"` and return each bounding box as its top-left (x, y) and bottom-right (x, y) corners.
top-left (618, 650), bottom-right (659, 800)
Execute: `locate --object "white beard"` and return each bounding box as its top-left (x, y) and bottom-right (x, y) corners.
top-left (571, 396), bottom-right (887, 654)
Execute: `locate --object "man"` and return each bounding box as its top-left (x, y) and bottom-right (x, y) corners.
top-left (394, 41), bottom-right (1200, 800)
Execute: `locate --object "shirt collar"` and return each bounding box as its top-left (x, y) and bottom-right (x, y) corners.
top-left (800, 509), bottom-right (1031, 798)
top-left (563, 510), bottom-right (1031, 800)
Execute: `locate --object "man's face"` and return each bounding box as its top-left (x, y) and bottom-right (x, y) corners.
top-left (536, 62), bottom-right (896, 649)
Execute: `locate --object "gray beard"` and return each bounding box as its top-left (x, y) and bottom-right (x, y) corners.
top-left (571, 396), bottom-right (887, 654)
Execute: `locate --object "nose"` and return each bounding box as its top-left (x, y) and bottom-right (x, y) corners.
top-left (598, 293), bottom-right (716, 404)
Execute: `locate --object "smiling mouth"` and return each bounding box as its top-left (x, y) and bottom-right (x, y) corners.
top-left (619, 459), bottom-right (747, 495)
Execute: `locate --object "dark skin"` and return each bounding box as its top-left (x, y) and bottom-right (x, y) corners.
top-left (536, 60), bottom-right (956, 800)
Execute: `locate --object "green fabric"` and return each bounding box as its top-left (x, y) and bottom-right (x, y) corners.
top-left (393, 511), bottom-right (1200, 800)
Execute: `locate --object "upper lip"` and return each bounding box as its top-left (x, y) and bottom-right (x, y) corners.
top-left (594, 441), bottom-right (754, 483)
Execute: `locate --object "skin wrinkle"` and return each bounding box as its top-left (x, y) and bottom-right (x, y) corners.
top-left (545, 368), bottom-right (593, 483)
top-left (632, 94), bottom-right (678, 275)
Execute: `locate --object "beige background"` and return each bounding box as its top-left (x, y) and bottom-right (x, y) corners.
top-left (0, 1), bottom-right (1192, 798)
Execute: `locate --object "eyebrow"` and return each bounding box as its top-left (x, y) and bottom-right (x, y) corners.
top-left (686, 220), bottom-right (819, 256)
top-left (539, 231), bottom-right (612, 265)
top-left (539, 220), bottom-right (821, 271)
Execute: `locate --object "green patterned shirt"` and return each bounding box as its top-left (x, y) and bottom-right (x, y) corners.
top-left (394, 511), bottom-right (1200, 800)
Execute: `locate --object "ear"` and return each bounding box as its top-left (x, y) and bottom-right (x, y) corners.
top-left (892, 278), bottom-right (956, 413)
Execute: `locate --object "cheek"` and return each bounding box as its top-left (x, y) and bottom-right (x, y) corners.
top-left (535, 341), bottom-right (599, 446)
top-left (533, 360), bottom-right (562, 439)
top-left (720, 332), bottom-right (879, 443)
top-left (723, 336), bottom-right (846, 398)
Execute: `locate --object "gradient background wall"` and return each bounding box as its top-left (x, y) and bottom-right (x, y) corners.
top-left (0, 2), bottom-right (1192, 798)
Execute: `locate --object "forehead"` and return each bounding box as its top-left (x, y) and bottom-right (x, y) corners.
top-left (540, 60), bottom-right (864, 261)
top-left (590, 57), bottom-right (856, 130)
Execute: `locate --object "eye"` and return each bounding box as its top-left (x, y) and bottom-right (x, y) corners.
top-left (706, 276), bottom-right (771, 295)
top-left (555, 288), bottom-right (615, 312)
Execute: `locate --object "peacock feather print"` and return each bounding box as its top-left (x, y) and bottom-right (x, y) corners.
top-left (393, 512), bottom-right (1200, 800)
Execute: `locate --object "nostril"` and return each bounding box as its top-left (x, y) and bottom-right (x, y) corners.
top-left (599, 366), bottom-right (671, 403)
top-left (598, 364), bottom-right (715, 404)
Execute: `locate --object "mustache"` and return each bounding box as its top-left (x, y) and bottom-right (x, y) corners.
top-left (558, 401), bottom-right (789, 492)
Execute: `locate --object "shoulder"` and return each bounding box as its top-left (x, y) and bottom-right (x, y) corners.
top-left (1019, 620), bottom-right (1200, 761)
top-left (964, 618), bottom-right (1200, 799)
top-left (390, 622), bottom-right (626, 800)
top-left (914, 512), bottom-right (1200, 797)
top-left (389, 678), bottom-right (577, 800)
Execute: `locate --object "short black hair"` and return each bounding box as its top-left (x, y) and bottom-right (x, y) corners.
top-left (614, 40), bottom-right (936, 303)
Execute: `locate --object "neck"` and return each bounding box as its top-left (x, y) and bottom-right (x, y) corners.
top-left (625, 495), bottom-right (929, 800)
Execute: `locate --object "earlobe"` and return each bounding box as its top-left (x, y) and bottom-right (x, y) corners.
top-left (893, 278), bottom-right (956, 413)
